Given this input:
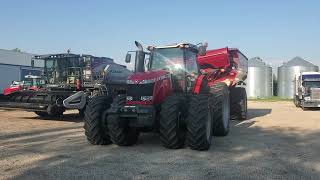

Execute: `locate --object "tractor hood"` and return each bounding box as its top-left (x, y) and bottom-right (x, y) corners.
top-left (127, 70), bottom-right (169, 84)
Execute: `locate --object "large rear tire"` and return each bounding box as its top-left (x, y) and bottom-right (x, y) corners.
top-left (230, 87), bottom-right (247, 121)
top-left (108, 95), bottom-right (139, 146)
top-left (211, 83), bottom-right (230, 136)
top-left (186, 95), bottom-right (213, 151)
top-left (159, 94), bottom-right (186, 149)
top-left (83, 95), bottom-right (113, 145)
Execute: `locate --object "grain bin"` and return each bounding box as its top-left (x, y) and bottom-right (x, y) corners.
top-left (277, 57), bottom-right (319, 99)
top-left (246, 57), bottom-right (273, 98)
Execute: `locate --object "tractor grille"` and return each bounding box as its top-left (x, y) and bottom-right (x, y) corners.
top-left (127, 83), bottom-right (154, 101)
top-left (311, 88), bottom-right (320, 100)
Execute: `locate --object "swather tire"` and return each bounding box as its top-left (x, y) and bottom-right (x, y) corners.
top-left (34, 111), bottom-right (49, 117)
top-left (83, 95), bottom-right (113, 145)
top-left (159, 94), bottom-right (186, 149)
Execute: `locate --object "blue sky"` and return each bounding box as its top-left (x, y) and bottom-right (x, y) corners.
top-left (1, 0), bottom-right (319, 68)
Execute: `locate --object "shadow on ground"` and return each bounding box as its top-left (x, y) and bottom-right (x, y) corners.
top-left (247, 108), bottom-right (272, 119)
top-left (21, 113), bottom-right (83, 123)
top-left (1, 117), bottom-right (319, 179)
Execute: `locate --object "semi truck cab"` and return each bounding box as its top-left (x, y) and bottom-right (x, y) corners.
top-left (294, 72), bottom-right (320, 109)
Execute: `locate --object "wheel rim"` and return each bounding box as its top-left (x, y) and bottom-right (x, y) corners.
top-left (222, 95), bottom-right (230, 128)
top-left (206, 108), bottom-right (212, 141)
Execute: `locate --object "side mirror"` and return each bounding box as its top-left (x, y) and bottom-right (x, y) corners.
top-left (198, 46), bottom-right (206, 56)
top-left (125, 53), bottom-right (131, 63)
top-left (31, 59), bottom-right (35, 68)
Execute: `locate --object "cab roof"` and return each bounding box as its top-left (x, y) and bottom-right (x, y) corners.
top-left (153, 43), bottom-right (198, 50)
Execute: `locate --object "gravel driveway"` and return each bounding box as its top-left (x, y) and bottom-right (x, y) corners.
top-left (0, 101), bottom-right (319, 180)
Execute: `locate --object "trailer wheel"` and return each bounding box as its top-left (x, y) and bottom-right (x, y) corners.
top-left (34, 105), bottom-right (64, 118)
top-left (186, 94), bottom-right (213, 151)
top-left (159, 95), bottom-right (186, 149)
top-left (230, 87), bottom-right (247, 121)
top-left (108, 95), bottom-right (139, 146)
top-left (83, 95), bottom-right (113, 145)
top-left (211, 83), bottom-right (230, 136)
top-left (47, 105), bottom-right (64, 117)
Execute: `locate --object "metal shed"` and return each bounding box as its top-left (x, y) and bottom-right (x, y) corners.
top-left (0, 49), bottom-right (42, 93)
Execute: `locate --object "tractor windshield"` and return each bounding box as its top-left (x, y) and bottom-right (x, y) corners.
top-left (44, 57), bottom-right (80, 84)
top-left (150, 48), bottom-right (184, 71)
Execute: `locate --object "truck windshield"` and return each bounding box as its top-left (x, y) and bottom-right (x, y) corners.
top-left (25, 78), bottom-right (41, 86)
top-left (150, 48), bottom-right (184, 71)
top-left (303, 81), bottom-right (320, 88)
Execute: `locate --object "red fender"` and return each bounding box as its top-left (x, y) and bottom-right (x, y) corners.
top-left (193, 75), bottom-right (205, 94)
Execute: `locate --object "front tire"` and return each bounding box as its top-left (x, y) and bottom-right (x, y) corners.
top-left (159, 94), bottom-right (186, 149)
top-left (108, 95), bottom-right (139, 146)
top-left (83, 95), bottom-right (113, 145)
top-left (186, 95), bottom-right (213, 151)
top-left (294, 96), bottom-right (300, 107)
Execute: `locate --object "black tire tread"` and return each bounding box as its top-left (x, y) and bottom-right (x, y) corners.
top-left (186, 95), bottom-right (212, 151)
top-left (230, 87), bottom-right (247, 121)
top-left (83, 95), bottom-right (113, 145)
top-left (211, 83), bottom-right (230, 136)
top-left (108, 95), bottom-right (139, 146)
top-left (159, 94), bottom-right (186, 149)
top-left (34, 111), bottom-right (49, 117)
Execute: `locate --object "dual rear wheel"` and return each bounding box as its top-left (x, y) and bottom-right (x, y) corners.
top-left (160, 83), bottom-right (230, 151)
top-left (186, 83), bottom-right (230, 150)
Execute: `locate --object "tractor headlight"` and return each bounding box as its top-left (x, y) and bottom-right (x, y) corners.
top-left (127, 80), bottom-right (135, 84)
top-left (174, 64), bottom-right (183, 69)
top-left (304, 96), bottom-right (311, 101)
top-left (141, 96), bottom-right (153, 101)
top-left (140, 79), bottom-right (155, 84)
top-left (126, 96), bottom-right (133, 101)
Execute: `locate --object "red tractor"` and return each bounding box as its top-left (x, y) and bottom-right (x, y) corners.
top-left (83, 41), bottom-right (248, 151)
top-left (3, 75), bottom-right (43, 95)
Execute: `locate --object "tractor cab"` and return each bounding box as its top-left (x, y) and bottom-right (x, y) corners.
top-left (32, 54), bottom-right (112, 91)
top-left (32, 54), bottom-right (82, 90)
top-left (124, 42), bottom-right (206, 105)
top-left (22, 75), bottom-right (44, 90)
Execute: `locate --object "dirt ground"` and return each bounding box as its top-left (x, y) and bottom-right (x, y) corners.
top-left (0, 101), bottom-right (319, 180)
